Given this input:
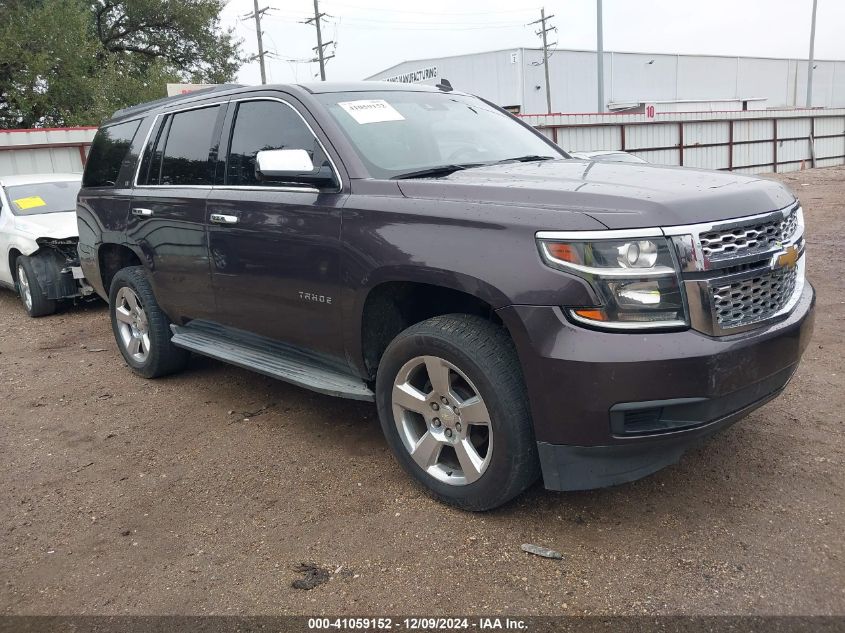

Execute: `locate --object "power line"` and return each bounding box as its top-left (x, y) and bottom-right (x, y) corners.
top-left (322, 18), bottom-right (526, 31)
top-left (269, 13), bottom-right (528, 29)
top-left (323, 1), bottom-right (540, 16)
top-left (319, 15), bottom-right (527, 26)
top-left (528, 7), bottom-right (557, 114)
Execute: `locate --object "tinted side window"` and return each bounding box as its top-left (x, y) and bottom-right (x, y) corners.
top-left (82, 120), bottom-right (141, 188)
top-left (152, 106), bottom-right (219, 186)
top-left (226, 100), bottom-right (324, 186)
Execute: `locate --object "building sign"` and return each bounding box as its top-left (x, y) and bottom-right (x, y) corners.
top-left (166, 83), bottom-right (219, 97)
top-left (383, 66), bottom-right (438, 84)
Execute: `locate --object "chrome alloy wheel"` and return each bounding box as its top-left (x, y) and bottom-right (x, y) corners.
top-left (114, 287), bottom-right (151, 363)
top-left (391, 355), bottom-right (493, 486)
top-left (17, 264), bottom-right (32, 311)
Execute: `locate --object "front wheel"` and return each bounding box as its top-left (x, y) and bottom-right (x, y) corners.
top-left (16, 256), bottom-right (57, 317)
top-left (109, 266), bottom-right (189, 378)
top-left (376, 314), bottom-right (540, 511)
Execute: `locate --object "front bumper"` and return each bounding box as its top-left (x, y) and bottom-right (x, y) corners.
top-left (497, 282), bottom-right (815, 491)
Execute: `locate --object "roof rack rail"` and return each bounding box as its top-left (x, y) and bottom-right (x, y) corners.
top-left (110, 84), bottom-right (245, 121)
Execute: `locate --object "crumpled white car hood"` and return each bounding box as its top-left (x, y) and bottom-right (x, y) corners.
top-left (14, 211), bottom-right (79, 239)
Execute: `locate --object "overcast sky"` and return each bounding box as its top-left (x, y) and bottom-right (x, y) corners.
top-left (220, 0), bottom-right (845, 85)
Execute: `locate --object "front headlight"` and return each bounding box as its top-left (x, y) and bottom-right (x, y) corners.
top-left (537, 230), bottom-right (688, 331)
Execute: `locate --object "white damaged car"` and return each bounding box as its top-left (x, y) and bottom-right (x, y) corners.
top-left (0, 173), bottom-right (93, 317)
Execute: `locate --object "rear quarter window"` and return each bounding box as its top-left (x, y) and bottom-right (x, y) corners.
top-left (82, 120), bottom-right (142, 188)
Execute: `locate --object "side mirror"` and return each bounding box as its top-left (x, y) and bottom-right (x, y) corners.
top-left (255, 149), bottom-right (336, 188)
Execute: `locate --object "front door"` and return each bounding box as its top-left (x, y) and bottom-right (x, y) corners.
top-left (206, 97), bottom-right (347, 361)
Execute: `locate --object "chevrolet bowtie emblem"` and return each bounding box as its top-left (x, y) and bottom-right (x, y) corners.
top-left (776, 245), bottom-right (800, 269)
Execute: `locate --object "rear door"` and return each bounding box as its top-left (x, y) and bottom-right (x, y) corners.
top-left (127, 104), bottom-right (227, 323)
top-left (205, 96), bottom-right (347, 360)
top-left (76, 118), bottom-right (145, 297)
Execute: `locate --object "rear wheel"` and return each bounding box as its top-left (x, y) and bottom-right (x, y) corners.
top-left (109, 266), bottom-right (189, 378)
top-left (16, 256), bottom-right (57, 318)
top-left (376, 314), bottom-right (540, 511)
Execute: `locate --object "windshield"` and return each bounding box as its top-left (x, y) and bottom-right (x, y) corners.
top-left (316, 91), bottom-right (565, 179)
top-left (4, 180), bottom-right (81, 216)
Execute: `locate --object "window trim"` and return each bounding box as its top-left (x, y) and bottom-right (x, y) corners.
top-left (215, 96), bottom-right (343, 193)
top-left (132, 96), bottom-right (343, 193)
top-left (82, 118), bottom-right (143, 189)
top-left (133, 103), bottom-right (223, 189)
top-left (148, 114), bottom-right (172, 186)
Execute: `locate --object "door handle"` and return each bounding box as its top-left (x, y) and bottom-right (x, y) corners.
top-left (132, 207), bottom-right (154, 217)
top-left (210, 213), bottom-right (240, 225)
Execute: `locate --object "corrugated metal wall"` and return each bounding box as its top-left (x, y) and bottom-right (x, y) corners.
top-left (0, 127), bottom-right (95, 177)
top-left (524, 108), bottom-right (845, 174)
top-left (4, 110), bottom-right (844, 179)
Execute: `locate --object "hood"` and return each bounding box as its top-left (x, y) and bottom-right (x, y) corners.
top-left (396, 160), bottom-right (796, 229)
top-left (14, 211), bottom-right (79, 240)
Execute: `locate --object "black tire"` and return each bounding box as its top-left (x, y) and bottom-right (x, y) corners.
top-left (15, 255), bottom-right (57, 318)
top-left (376, 314), bottom-right (540, 511)
top-left (109, 266), bottom-right (189, 378)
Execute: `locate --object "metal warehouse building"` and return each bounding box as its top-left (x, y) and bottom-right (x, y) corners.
top-left (367, 48), bottom-right (845, 114)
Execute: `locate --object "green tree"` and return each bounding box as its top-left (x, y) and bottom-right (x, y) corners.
top-left (0, 0), bottom-right (242, 128)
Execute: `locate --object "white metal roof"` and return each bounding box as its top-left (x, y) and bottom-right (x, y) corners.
top-left (368, 47), bottom-right (845, 78)
top-left (0, 172), bottom-right (81, 186)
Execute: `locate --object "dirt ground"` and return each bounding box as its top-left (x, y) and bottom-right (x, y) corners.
top-left (1, 167), bottom-right (843, 617)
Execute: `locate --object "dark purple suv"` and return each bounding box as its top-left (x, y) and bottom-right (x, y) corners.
top-left (76, 82), bottom-right (814, 510)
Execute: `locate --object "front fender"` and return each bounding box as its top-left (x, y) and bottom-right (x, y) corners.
top-left (360, 264), bottom-right (511, 310)
top-left (3, 237), bottom-right (38, 288)
top-left (8, 235), bottom-right (40, 258)
top-left (339, 193), bottom-right (604, 377)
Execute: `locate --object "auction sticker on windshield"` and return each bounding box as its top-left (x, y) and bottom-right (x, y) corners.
top-left (12, 196), bottom-right (47, 211)
top-left (338, 99), bottom-right (405, 124)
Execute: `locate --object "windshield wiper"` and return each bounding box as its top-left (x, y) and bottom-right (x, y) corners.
top-left (392, 163), bottom-right (485, 180)
top-left (392, 156), bottom-right (555, 179)
top-left (496, 155), bottom-right (557, 164)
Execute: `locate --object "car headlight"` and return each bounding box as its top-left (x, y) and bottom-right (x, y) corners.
top-left (537, 230), bottom-right (688, 331)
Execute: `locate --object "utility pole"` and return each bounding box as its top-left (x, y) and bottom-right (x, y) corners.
top-left (806, 0), bottom-right (818, 107)
top-left (596, 0), bottom-right (605, 112)
top-left (244, 0), bottom-right (270, 84)
top-left (529, 8), bottom-right (556, 114)
top-left (305, 0), bottom-right (334, 81)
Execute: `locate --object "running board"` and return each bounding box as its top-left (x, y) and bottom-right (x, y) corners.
top-left (170, 320), bottom-right (374, 401)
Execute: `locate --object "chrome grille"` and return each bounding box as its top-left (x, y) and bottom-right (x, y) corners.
top-left (711, 265), bottom-right (798, 329)
top-left (668, 205), bottom-right (806, 336)
top-left (700, 207), bottom-right (799, 260)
